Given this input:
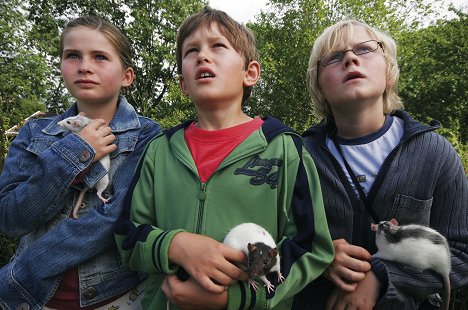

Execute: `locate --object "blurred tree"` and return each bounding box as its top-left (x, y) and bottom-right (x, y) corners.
top-left (25, 0), bottom-right (206, 120)
top-left (248, 0), bottom-right (441, 131)
top-left (0, 0), bottom-right (48, 169)
top-left (398, 9), bottom-right (467, 144)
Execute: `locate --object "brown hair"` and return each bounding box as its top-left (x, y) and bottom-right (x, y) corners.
top-left (60, 16), bottom-right (133, 70)
top-left (176, 6), bottom-right (259, 103)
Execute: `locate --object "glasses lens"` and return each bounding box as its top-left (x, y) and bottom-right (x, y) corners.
top-left (321, 51), bottom-right (344, 66)
top-left (353, 40), bottom-right (378, 55)
top-left (319, 40), bottom-right (380, 66)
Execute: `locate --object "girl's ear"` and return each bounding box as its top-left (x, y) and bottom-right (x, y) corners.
top-left (121, 67), bottom-right (135, 87)
top-left (243, 60), bottom-right (261, 87)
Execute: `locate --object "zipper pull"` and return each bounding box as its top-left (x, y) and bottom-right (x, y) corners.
top-left (199, 182), bottom-right (207, 201)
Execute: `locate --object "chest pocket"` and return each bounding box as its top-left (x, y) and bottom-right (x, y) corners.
top-left (110, 134), bottom-right (138, 157)
top-left (107, 134), bottom-right (138, 178)
top-left (24, 136), bottom-right (61, 170)
top-left (391, 193), bottom-right (433, 225)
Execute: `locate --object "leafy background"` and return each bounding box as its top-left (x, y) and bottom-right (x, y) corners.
top-left (0, 0), bottom-right (466, 307)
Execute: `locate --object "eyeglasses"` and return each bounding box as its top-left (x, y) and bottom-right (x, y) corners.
top-left (317, 40), bottom-right (384, 67)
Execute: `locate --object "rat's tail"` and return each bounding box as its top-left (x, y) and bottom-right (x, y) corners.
top-left (441, 275), bottom-right (451, 310)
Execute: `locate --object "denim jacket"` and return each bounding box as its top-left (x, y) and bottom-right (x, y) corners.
top-left (0, 97), bottom-right (161, 310)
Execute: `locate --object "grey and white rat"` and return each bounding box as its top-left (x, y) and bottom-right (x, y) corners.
top-left (57, 113), bottom-right (110, 218)
top-left (371, 218), bottom-right (451, 310)
top-left (223, 222), bottom-right (284, 293)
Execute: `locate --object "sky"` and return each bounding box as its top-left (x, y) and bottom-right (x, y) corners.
top-left (208, 0), bottom-right (467, 24)
top-left (208, 0), bottom-right (269, 23)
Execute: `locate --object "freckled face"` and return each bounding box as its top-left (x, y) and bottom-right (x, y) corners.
top-left (179, 23), bottom-right (248, 108)
top-left (318, 26), bottom-right (387, 111)
top-left (60, 27), bottom-right (132, 106)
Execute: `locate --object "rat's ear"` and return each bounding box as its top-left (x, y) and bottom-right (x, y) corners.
top-left (247, 243), bottom-right (256, 253)
top-left (270, 248), bottom-right (278, 258)
top-left (243, 60), bottom-right (260, 87)
top-left (78, 112), bottom-right (86, 117)
top-left (390, 218), bottom-right (399, 226)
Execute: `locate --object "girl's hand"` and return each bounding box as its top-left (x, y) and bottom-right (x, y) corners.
top-left (168, 232), bottom-right (248, 293)
top-left (163, 274), bottom-right (228, 310)
top-left (325, 239), bottom-right (372, 292)
top-left (326, 271), bottom-right (381, 310)
top-left (78, 119), bottom-right (116, 162)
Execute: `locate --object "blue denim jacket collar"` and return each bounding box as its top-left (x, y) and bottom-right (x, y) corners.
top-left (42, 96), bottom-right (141, 136)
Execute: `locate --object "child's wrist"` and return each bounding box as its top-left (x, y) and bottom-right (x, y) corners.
top-left (168, 231), bottom-right (193, 265)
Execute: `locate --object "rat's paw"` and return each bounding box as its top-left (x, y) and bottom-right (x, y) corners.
top-left (277, 272), bottom-right (285, 283)
top-left (248, 279), bottom-right (260, 291)
top-left (264, 281), bottom-right (275, 293)
top-left (97, 195), bottom-right (109, 204)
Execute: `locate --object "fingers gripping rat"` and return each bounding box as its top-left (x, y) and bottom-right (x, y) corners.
top-left (223, 223), bottom-right (285, 293)
top-left (371, 219), bottom-right (451, 310)
top-left (58, 113), bottom-right (111, 218)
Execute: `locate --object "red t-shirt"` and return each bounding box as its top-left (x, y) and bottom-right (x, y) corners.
top-left (184, 118), bottom-right (264, 182)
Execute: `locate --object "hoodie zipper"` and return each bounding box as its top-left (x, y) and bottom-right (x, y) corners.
top-left (196, 182), bottom-right (207, 234)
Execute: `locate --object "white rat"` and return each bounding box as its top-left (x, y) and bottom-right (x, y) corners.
top-left (371, 218), bottom-right (451, 310)
top-left (223, 222), bottom-right (284, 293)
top-left (57, 113), bottom-right (111, 218)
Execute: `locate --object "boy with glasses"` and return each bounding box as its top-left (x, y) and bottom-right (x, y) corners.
top-left (295, 20), bottom-right (468, 309)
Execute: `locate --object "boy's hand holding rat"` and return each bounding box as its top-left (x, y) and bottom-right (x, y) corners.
top-left (78, 119), bottom-right (116, 163)
top-left (326, 270), bottom-right (380, 310)
top-left (168, 232), bottom-right (248, 293)
top-left (163, 275), bottom-right (229, 310)
top-left (325, 239), bottom-right (372, 291)
top-left (324, 239), bottom-right (379, 309)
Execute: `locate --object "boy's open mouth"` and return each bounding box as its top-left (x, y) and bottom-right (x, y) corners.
top-left (196, 67), bottom-right (216, 80)
top-left (343, 72), bottom-right (364, 82)
top-left (199, 72), bottom-right (214, 79)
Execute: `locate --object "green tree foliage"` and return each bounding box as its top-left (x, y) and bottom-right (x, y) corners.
top-left (248, 0), bottom-right (466, 170)
top-left (398, 10), bottom-right (467, 144)
top-left (25, 0), bottom-right (206, 119)
top-left (0, 0), bottom-right (48, 169)
top-left (247, 0), bottom-right (436, 131)
top-left (397, 9), bottom-right (468, 171)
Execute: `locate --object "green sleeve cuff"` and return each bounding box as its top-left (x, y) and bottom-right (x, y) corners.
top-left (227, 281), bottom-right (267, 310)
top-left (153, 229), bottom-right (186, 274)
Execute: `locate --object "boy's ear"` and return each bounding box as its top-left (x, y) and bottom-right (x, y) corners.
top-left (179, 75), bottom-right (189, 96)
top-left (121, 67), bottom-right (135, 87)
top-left (243, 60), bottom-right (260, 87)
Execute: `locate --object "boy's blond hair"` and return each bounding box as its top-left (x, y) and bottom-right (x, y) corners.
top-left (176, 6), bottom-right (259, 103)
top-left (307, 20), bottom-right (403, 122)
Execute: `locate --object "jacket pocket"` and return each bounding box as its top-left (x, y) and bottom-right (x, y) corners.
top-left (23, 137), bottom-right (59, 171)
top-left (110, 135), bottom-right (138, 159)
top-left (391, 194), bottom-right (433, 225)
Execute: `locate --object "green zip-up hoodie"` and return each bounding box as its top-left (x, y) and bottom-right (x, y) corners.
top-left (115, 117), bottom-right (334, 309)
